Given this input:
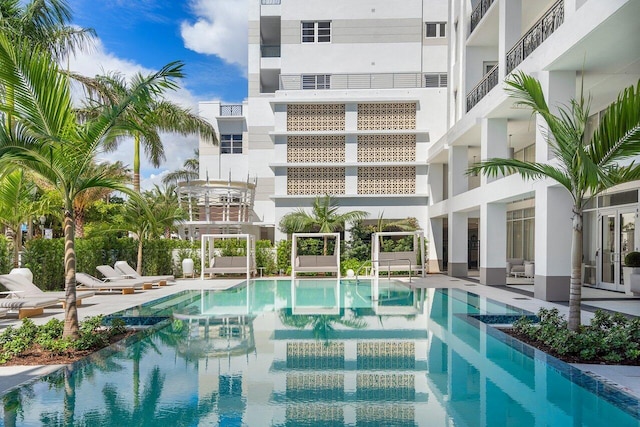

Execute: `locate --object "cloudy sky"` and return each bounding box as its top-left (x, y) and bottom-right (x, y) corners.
top-left (67, 0), bottom-right (249, 189)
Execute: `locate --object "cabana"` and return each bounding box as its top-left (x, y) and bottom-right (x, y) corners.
top-left (291, 233), bottom-right (340, 279)
top-left (371, 230), bottom-right (426, 279)
top-left (201, 234), bottom-right (256, 280)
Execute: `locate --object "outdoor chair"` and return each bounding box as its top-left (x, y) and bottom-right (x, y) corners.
top-left (76, 273), bottom-right (140, 294)
top-left (97, 265), bottom-right (156, 289)
top-left (114, 261), bottom-right (175, 285)
top-left (0, 273), bottom-right (95, 307)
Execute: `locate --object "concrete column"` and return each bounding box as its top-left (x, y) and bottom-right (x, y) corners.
top-left (448, 211), bottom-right (468, 277)
top-left (536, 71), bottom-right (576, 162)
top-left (449, 145), bottom-right (468, 197)
top-left (345, 166), bottom-right (357, 195)
top-left (480, 202), bottom-right (507, 285)
top-left (480, 118), bottom-right (509, 186)
top-left (498, 0), bottom-right (522, 80)
top-left (345, 103), bottom-right (358, 131)
top-left (345, 134), bottom-right (357, 163)
top-left (428, 163), bottom-right (444, 203)
top-left (428, 217), bottom-right (444, 273)
top-left (534, 184), bottom-right (573, 301)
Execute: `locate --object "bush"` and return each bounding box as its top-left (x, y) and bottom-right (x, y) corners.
top-left (0, 235), bottom-right (12, 273)
top-left (276, 239), bottom-right (291, 274)
top-left (341, 258), bottom-right (362, 276)
top-left (256, 240), bottom-right (277, 275)
top-left (625, 251), bottom-right (640, 267)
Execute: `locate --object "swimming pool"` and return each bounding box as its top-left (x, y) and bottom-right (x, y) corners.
top-left (1, 279), bottom-right (639, 426)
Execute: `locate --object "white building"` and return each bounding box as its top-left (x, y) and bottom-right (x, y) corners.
top-left (198, 0), bottom-right (640, 302)
top-left (199, 0), bottom-right (449, 242)
top-left (428, 0), bottom-right (640, 300)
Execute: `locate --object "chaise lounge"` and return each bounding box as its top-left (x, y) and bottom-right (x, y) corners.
top-left (76, 273), bottom-right (139, 294)
top-left (114, 261), bottom-right (175, 285)
top-left (0, 273), bottom-right (96, 307)
top-left (97, 265), bottom-right (156, 289)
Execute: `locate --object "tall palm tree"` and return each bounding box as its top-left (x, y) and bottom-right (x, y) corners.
top-left (162, 149), bottom-right (199, 186)
top-left (143, 183), bottom-right (185, 238)
top-left (279, 195), bottom-right (368, 255)
top-left (0, 34), bottom-right (184, 338)
top-left (0, 169), bottom-right (41, 267)
top-left (73, 69), bottom-right (217, 192)
top-left (469, 72), bottom-right (640, 331)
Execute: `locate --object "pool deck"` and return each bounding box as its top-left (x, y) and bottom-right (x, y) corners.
top-left (1, 274), bottom-right (640, 399)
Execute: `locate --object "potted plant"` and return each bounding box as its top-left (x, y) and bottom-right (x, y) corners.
top-left (623, 251), bottom-right (640, 295)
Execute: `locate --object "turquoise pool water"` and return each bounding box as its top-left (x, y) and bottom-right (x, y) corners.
top-left (1, 279), bottom-right (639, 426)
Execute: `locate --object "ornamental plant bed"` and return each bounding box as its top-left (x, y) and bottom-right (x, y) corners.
top-left (501, 308), bottom-right (640, 366)
top-left (0, 316), bottom-right (134, 366)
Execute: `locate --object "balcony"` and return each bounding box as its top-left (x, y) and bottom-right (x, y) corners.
top-left (466, 64), bottom-right (499, 112)
top-left (261, 45), bottom-right (281, 58)
top-left (261, 0), bottom-right (280, 4)
top-left (506, 0), bottom-right (564, 74)
top-left (279, 73), bottom-right (443, 90)
top-left (470, 0), bottom-right (496, 34)
top-left (219, 104), bottom-right (243, 116)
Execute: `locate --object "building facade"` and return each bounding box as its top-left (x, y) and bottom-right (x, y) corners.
top-left (199, 0), bottom-right (449, 242)
top-left (428, 0), bottom-right (640, 300)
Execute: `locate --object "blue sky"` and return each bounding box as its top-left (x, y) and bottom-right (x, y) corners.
top-left (66, 0), bottom-right (249, 188)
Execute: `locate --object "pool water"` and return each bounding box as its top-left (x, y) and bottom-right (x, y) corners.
top-left (1, 279), bottom-right (639, 426)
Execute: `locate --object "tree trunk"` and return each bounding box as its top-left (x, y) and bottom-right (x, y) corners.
top-left (568, 206), bottom-right (583, 331)
top-left (137, 239), bottom-right (143, 276)
top-left (63, 366), bottom-right (76, 426)
top-left (74, 208), bottom-right (85, 238)
top-left (133, 134), bottom-right (141, 193)
top-left (323, 236), bottom-right (328, 256)
top-left (62, 207), bottom-right (79, 339)
top-left (10, 228), bottom-right (20, 268)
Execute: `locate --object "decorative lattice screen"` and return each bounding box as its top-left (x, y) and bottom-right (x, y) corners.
top-left (358, 166), bottom-right (416, 194)
top-left (288, 167), bottom-right (345, 195)
top-left (357, 103), bottom-right (416, 130)
top-left (288, 136), bottom-right (345, 162)
top-left (357, 135), bottom-right (416, 162)
top-left (287, 104), bottom-right (345, 131)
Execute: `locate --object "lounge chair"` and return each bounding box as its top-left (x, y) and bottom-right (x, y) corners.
top-left (114, 261), bottom-right (175, 285)
top-left (76, 273), bottom-right (139, 294)
top-left (97, 265), bottom-right (156, 289)
top-left (0, 279), bottom-right (59, 318)
top-left (0, 274), bottom-right (96, 307)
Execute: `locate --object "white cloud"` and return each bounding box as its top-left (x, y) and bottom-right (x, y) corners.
top-left (180, 0), bottom-right (249, 71)
top-left (66, 37), bottom-right (206, 187)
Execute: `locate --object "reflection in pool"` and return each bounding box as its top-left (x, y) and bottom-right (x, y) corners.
top-left (1, 279), bottom-right (638, 426)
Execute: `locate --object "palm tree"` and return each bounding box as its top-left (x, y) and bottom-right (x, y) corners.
top-left (162, 149), bottom-right (199, 186)
top-left (72, 69), bottom-right (217, 192)
top-left (143, 184), bottom-right (185, 238)
top-left (279, 195), bottom-right (368, 255)
top-left (0, 34), bottom-right (185, 338)
top-left (469, 72), bottom-right (640, 331)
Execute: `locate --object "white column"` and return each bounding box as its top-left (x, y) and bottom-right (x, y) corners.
top-left (536, 71), bottom-right (576, 162)
top-left (480, 118), bottom-right (509, 186)
top-left (480, 202), bottom-right (507, 285)
top-left (448, 211), bottom-right (468, 277)
top-left (449, 145), bottom-right (468, 197)
top-left (498, 0), bottom-right (522, 80)
top-left (428, 217), bottom-right (444, 273)
top-left (428, 163), bottom-right (444, 203)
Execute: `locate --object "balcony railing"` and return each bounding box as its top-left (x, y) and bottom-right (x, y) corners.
top-left (466, 64), bottom-right (499, 112)
top-left (261, 45), bottom-right (281, 58)
top-left (470, 0), bottom-right (496, 34)
top-left (506, 0), bottom-right (564, 74)
top-left (280, 73), bottom-right (436, 90)
top-left (219, 104), bottom-right (243, 116)
top-left (261, 0), bottom-right (280, 4)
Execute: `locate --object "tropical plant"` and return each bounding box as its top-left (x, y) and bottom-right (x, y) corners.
top-left (0, 33), bottom-right (186, 338)
top-left (143, 184), bottom-right (185, 238)
top-left (279, 310), bottom-right (367, 344)
top-left (162, 149), bottom-right (199, 186)
top-left (72, 68), bottom-right (217, 192)
top-left (279, 195), bottom-right (368, 255)
top-left (469, 72), bottom-right (640, 331)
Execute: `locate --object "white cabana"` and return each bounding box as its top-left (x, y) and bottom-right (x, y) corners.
top-left (371, 230), bottom-right (426, 279)
top-left (201, 234), bottom-right (256, 281)
top-left (291, 232), bottom-right (341, 279)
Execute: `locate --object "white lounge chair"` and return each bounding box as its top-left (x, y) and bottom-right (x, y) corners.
top-left (114, 261), bottom-right (175, 285)
top-left (76, 273), bottom-right (139, 294)
top-left (0, 273), bottom-right (95, 307)
top-left (97, 265), bottom-right (156, 289)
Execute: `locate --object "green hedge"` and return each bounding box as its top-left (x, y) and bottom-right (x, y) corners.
top-left (0, 236), bottom-right (13, 274)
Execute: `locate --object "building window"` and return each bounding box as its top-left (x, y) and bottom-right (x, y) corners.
top-left (424, 73), bottom-right (447, 88)
top-left (425, 22), bottom-right (446, 38)
top-left (302, 74), bottom-right (331, 90)
top-left (302, 21), bottom-right (331, 43)
top-left (220, 134), bottom-right (242, 154)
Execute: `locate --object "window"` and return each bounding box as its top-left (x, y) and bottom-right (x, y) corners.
top-left (302, 74), bottom-right (331, 90)
top-left (301, 21), bottom-right (331, 43)
top-left (424, 73), bottom-right (447, 88)
top-left (425, 22), bottom-right (446, 38)
top-left (220, 134), bottom-right (242, 154)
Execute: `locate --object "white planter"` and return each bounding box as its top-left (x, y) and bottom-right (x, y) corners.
top-left (623, 266), bottom-right (640, 295)
top-left (182, 258), bottom-right (194, 278)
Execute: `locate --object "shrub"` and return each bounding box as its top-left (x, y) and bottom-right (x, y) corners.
top-left (625, 251), bottom-right (640, 267)
top-left (256, 240), bottom-right (277, 275)
top-left (276, 239), bottom-right (291, 274)
top-left (341, 258), bottom-right (362, 276)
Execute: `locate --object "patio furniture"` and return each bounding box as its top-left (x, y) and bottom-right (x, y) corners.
top-left (371, 231), bottom-right (426, 279)
top-left (506, 258), bottom-right (525, 276)
top-left (201, 234), bottom-right (257, 280)
top-left (97, 265), bottom-right (155, 289)
top-left (0, 273), bottom-right (95, 307)
top-left (291, 233), bottom-right (340, 279)
top-left (114, 261), bottom-right (175, 284)
top-left (76, 273), bottom-right (139, 294)
top-left (0, 283), bottom-right (59, 319)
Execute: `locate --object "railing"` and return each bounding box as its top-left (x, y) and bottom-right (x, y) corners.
top-left (261, 0), bottom-right (280, 4)
top-left (506, 0), bottom-right (564, 74)
top-left (470, 0), bottom-right (496, 34)
top-left (261, 45), bottom-right (281, 58)
top-left (280, 73), bottom-right (429, 90)
top-left (219, 104), bottom-right (243, 116)
top-left (466, 64), bottom-right (499, 112)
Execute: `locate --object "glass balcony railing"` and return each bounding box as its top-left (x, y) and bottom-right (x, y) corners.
top-left (261, 45), bottom-right (281, 58)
